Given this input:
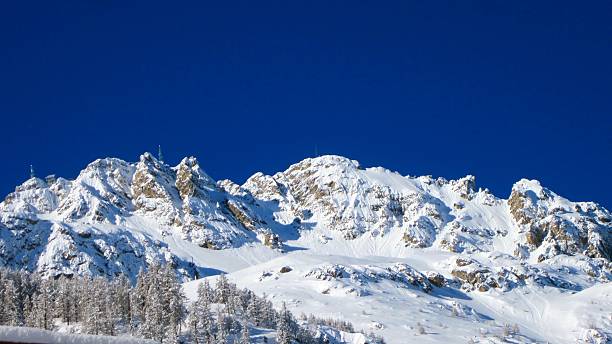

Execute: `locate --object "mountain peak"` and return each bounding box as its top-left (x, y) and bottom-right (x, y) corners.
top-left (304, 154), bottom-right (361, 169)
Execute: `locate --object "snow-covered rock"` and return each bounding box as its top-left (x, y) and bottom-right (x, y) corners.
top-left (508, 179), bottom-right (611, 261)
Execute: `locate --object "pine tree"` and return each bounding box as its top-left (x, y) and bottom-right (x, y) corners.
top-left (146, 265), bottom-right (164, 339)
top-left (276, 302), bottom-right (292, 344)
top-left (215, 308), bottom-right (228, 344)
top-left (187, 302), bottom-right (201, 344)
top-left (32, 279), bottom-right (54, 330)
top-left (141, 281), bottom-right (166, 342)
top-left (103, 280), bottom-right (117, 336)
top-left (215, 274), bottom-right (230, 304)
top-left (198, 279), bottom-right (214, 305)
top-left (113, 275), bottom-right (132, 326)
top-left (22, 295), bottom-right (32, 327)
top-left (82, 278), bottom-right (108, 335)
top-left (73, 277), bottom-right (88, 326)
top-left (246, 294), bottom-right (260, 326)
top-left (54, 278), bottom-right (73, 326)
top-left (194, 280), bottom-right (215, 344)
top-left (2, 278), bottom-right (21, 326)
top-left (131, 267), bottom-right (149, 331)
top-left (239, 320), bottom-right (250, 344)
top-left (262, 296), bottom-right (276, 328)
top-left (163, 265), bottom-right (185, 340)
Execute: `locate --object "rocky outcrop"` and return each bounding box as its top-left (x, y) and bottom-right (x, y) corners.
top-left (450, 258), bottom-right (500, 292)
top-left (225, 200), bottom-right (256, 231)
top-left (263, 233), bottom-right (281, 249)
top-left (175, 156), bottom-right (215, 199)
top-left (450, 175), bottom-right (476, 200)
top-left (425, 271), bottom-right (446, 287)
top-left (508, 179), bottom-right (611, 261)
top-left (449, 255), bottom-right (603, 292)
top-left (305, 263), bottom-right (434, 293)
top-left (131, 153), bottom-right (180, 225)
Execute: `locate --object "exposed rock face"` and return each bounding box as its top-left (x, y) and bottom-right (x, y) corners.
top-left (131, 153), bottom-right (180, 225)
top-left (508, 179), bottom-right (611, 261)
top-left (225, 200), bottom-right (256, 231)
top-left (175, 156), bottom-right (215, 199)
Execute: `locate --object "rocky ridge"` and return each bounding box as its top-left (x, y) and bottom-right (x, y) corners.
top-left (0, 153), bottom-right (610, 286)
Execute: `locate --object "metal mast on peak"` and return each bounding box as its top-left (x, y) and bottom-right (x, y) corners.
top-left (158, 145), bottom-right (164, 163)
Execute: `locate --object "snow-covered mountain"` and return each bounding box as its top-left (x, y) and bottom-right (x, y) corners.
top-left (1, 153), bottom-right (611, 343)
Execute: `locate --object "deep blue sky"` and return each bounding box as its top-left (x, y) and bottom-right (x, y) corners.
top-left (1, 1), bottom-right (610, 208)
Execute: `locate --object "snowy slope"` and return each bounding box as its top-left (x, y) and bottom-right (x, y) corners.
top-left (184, 240), bottom-right (611, 343)
top-left (1, 153), bottom-right (611, 343)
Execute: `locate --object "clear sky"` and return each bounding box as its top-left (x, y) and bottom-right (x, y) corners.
top-left (1, 1), bottom-right (610, 208)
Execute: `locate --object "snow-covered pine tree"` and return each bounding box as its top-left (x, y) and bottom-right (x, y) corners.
top-left (199, 279), bottom-right (214, 304)
top-left (262, 296), bottom-right (277, 328)
top-left (225, 286), bottom-right (237, 316)
top-left (276, 302), bottom-right (292, 344)
top-left (246, 293), bottom-right (261, 326)
top-left (74, 277), bottom-right (90, 327)
top-left (141, 280), bottom-right (166, 342)
top-left (131, 267), bottom-right (148, 332)
top-left (28, 290), bottom-right (45, 329)
top-left (0, 273), bottom-right (7, 323)
top-left (161, 264), bottom-right (185, 341)
top-left (113, 274), bottom-right (132, 326)
top-left (22, 295), bottom-right (32, 327)
top-left (235, 287), bottom-right (250, 315)
top-left (187, 302), bottom-right (201, 344)
top-left (1, 277), bottom-right (21, 326)
top-left (28, 279), bottom-right (54, 330)
top-left (215, 307), bottom-right (228, 344)
top-left (102, 279), bottom-right (117, 336)
top-left (82, 278), bottom-right (108, 335)
top-left (215, 274), bottom-right (230, 304)
top-left (54, 278), bottom-right (73, 326)
top-left (239, 320), bottom-right (250, 344)
top-left (189, 281), bottom-right (216, 344)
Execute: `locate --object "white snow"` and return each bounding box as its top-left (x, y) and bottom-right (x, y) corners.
top-left (0, 326), bottom-right (156, 344)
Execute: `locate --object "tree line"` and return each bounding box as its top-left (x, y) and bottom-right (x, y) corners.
top-left (0, 266), bottom-right (385, 344)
